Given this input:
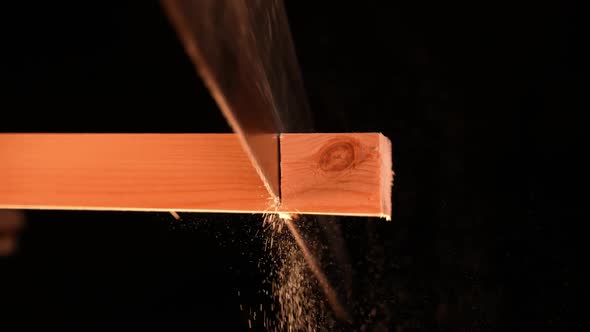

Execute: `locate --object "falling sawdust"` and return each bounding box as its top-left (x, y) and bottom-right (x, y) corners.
top-left (258, 212), bottom-right (332, 331)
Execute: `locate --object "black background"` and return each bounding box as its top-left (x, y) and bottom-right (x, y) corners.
top-left (1, 1), bottom-right (585, 331)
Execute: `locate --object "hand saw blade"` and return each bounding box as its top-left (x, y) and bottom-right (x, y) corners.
top-left (162, 0), bottom-right (312, 200)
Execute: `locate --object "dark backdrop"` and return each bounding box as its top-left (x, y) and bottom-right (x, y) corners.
top-left (1, 1), bottom-right (584, 331)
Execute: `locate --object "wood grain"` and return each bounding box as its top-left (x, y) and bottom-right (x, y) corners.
top-left (280, 133), bottom-right (393, 220)
top-left (0, 133), bottom-right (393, 218)
top-left (0, 134), bottom-right (272, 213)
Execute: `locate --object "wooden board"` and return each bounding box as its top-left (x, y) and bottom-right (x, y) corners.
top-left (0, 134), bottom-right (271, 213)
top-left (0, 133), bottom-right (393, 218)
top-left (280, 133), bottom-right (393, 220)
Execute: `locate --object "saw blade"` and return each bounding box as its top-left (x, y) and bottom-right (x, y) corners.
top-left (162, 0), bottom-right (312, 200)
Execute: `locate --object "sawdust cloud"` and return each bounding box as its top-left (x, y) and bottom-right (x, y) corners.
top-left (173, 210), bottom-right (350, 330)
top-left (257, 213), bottom-right (339, 331)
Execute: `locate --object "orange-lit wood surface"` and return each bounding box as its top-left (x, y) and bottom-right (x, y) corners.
top-left (0, 133), bottom-right (393, 218)
top-left (280, 133), bottom-right (393, 220)
top-left (0, 134), bottom-right (272, 213)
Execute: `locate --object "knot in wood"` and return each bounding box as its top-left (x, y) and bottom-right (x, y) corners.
top-left (318, 141), bottom-right (356, 172)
